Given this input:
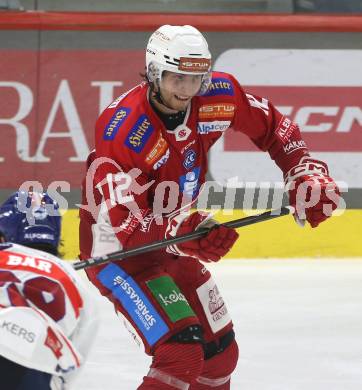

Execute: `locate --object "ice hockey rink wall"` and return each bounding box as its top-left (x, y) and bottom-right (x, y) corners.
top-left (0, 12), bottom-right (361, 259)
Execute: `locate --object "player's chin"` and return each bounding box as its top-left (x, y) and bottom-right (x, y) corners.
top-left (172, 96), bottom-right (191, 111)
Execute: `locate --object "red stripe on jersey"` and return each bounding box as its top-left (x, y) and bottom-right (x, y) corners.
top-left (34, 306), bottom-right (81, 367)
top-left (58, 328), bottom-right (81, 367)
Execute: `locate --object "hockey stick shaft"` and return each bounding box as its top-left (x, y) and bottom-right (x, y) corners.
top-left (73, 206), bottom-right (293, 271)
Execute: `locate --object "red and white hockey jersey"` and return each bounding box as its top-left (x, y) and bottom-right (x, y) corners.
top-left (80, 71), bottom-right (309, 261)
top-left (0, 243), bottom-right (98, 388)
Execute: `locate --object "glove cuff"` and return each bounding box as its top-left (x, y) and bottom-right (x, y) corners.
top-left (284, 156), bottom-right (329, 185)
top-left (165, 211), bottom-right (215, 257)
top-left (165, 212), bottom-right (191, 256)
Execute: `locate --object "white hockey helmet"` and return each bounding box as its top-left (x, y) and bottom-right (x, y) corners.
top-left (146, 25), bottom-right (212, 95)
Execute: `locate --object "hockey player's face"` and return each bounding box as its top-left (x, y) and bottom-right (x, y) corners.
top-left (160, 71), bottom-right (202, 111)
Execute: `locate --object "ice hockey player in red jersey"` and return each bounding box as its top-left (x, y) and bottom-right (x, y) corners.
top-left (79, 25), bottom-right (340, 389)
top-left (0, 191), bottom-right (98, 390)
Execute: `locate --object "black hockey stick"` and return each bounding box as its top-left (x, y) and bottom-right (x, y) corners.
top-left (73, 206), bottom-right (293, 271)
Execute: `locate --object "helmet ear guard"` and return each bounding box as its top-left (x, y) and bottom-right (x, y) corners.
top-left (146, 25), bottom-right (212, 95)
top-left (146, 61), bottom-right (161, 84)
top-left (199, 71), bottom-right (212, 95)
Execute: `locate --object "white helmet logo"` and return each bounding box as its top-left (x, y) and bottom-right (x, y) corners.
top-left (179, 57), bottom-right (211, 73)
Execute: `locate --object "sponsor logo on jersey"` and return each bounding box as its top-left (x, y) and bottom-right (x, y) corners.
top-left (98, 263), bottom-right (169, 346)
top-left (147, 276), bottom-right (195, 323)
top-left (125, 114), bottom-right (154, 153)
top-left (199, 103), bottom-right (235, 119)
top-left (119, 209), bottom-right (149, 235)
top-left (0, 320), bottom-right (36, 343)
top-left (181, 140), bottom-right (196, 154)
top-left (179, 167), bottom-right (201, 200)
top-left (178, 57), bottom-right (211, 73)
top-left (208, 285), bottom-right (228, 322)
top-left (24, 233), bottom-right (55, 241)
top-left (6, 254), bottom-right (53, 273)
top-left (174, 125), bottom-right (192, 142)
top-left (139, 212), bottom-right (156, 233)
top-left (183, 149), bottom-right (196, 170)
top-left (276, 116), bottom-right (297, 145)
top-left (103, 107), bottom-right (130, 140)
top-left (145, 134), bottom-right (168, 165)
top-left (153, 148), bottom-right (170, 170)
top-left (45, 327), bottom-right (63, 358)
top-left (197, 121), bottom-right (231, 134)
top-left (283, 139), bottom-right (307, 155)
top-left (196, 278), bottom-right (231, 333)
top-left (203, 77), bottom-right (235, 96)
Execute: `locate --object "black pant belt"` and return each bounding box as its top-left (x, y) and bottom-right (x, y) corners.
top-left (203, 329), bottom-right (235, 360)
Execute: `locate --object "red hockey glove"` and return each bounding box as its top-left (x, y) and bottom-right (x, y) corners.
top-left (284, 157), bottom-right (340, 228)
top-left (166, 212), bottom-right (239, 262)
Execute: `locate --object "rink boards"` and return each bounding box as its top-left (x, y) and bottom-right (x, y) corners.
top-left (61, 209), bottom-right (361, 260)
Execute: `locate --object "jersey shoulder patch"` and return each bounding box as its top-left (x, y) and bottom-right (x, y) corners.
top-left (101, 84), bottom-right (145, 142)
top-left (123, 113), bottom-right (155, 154)
top-left (198, 102), bottom-right (236, 121)
top-left (101, 87), bottom-right (155, 155)
top-left (203, 72), bottom-right (235, 97)
top-left (102, 106), bottom-right (132, 141)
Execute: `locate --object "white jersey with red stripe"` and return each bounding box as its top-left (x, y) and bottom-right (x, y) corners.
top-left (0, 243), bottom-right (98, 388)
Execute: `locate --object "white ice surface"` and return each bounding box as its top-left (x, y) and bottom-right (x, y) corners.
top-left (74, 259), bottom-right (362, 390)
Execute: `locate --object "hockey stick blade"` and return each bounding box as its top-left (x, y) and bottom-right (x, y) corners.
top-left (73, 206), bottom-right (294, 271)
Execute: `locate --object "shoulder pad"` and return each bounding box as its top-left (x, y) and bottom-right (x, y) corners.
top-left (0, 306), bottom-right (82, 376)
top-left (102, 106), bottom-right (133, 142)
top-left (106, 82), bottom-right (146, 110)
top-left (99, 84), bottom-right (147, 143)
